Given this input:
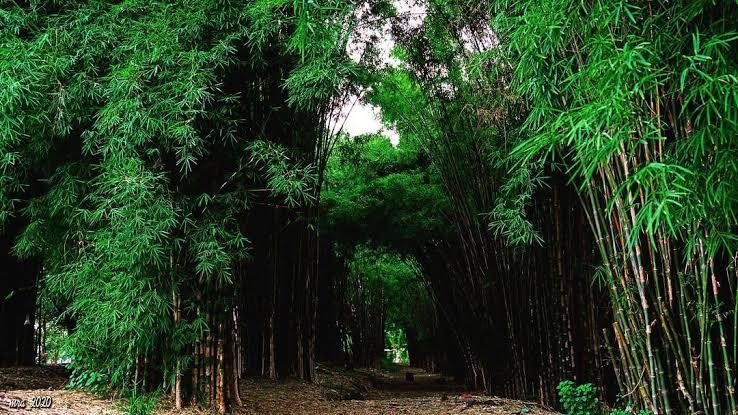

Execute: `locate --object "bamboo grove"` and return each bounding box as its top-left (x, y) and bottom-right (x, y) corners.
top-left (498, 1), bottom-right (738, 413)
top-left (1, 0), bottom-right (737, 414)
top-left (1, 0), bottom-right (361, 411)
top-left (334, 0), bottom-right (738, 411)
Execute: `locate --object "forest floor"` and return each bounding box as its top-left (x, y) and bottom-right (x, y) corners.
top-left (0, 365), bottom-right (560, 415)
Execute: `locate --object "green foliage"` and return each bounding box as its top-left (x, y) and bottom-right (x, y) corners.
top-left (322, 133), bottom-right (448, 247)
top-left (496, 0), bottom-right (738, 254)
top-left (41, 322), bottom-right (68, 364)
top-left (123, 390), bottom-right (159, 415)
top-left (248, 140), bottom-right (318, 208)
top-left (558, 381), bottom-right (601, 415)
top-left (494, 1), bottom-right (738, 412)
top-left (68, 365), bottom-right (108, 395)
top-left (558, 381), bottom-right (653, 415)
top-left (2, 0), bottom-right (358, 397)
top-left (5, 0), bottom-right (735, 411)
top-left (346, 245), bottom-right (427, 330)
top-left (323, 132), bottom-right (443, 367)
top-left (384, 326), bottom-right (409, 364)
top-left (340, 244), bottom-right (430, 366)
top-left (365, 51), bottom-right (541, 248)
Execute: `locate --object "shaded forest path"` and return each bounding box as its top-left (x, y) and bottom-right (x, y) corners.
top-left (1, 366), bottom-right (560, 414)
top-left (240, 366), bottom-right (560, 414)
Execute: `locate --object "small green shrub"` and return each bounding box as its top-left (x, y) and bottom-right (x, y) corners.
top-left (67, 365), bottom-right (108, 395)
top-left (557, 380), bottom-right (653, 415)
top-left (557, 380), bottom-right (601, 415)
top-left (124, 390), bottom-right (158, 415)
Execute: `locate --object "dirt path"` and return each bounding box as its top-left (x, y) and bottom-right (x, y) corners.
top-left (0, 367), bottom-right (120, 414)
top-left (1, 366), bottom-right (561, 415)
top-left (237, 366), bottom-right (558, 415)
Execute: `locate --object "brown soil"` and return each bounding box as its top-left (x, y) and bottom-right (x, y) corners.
top-left (0, 366), bottom-right (561, 415)
top-left (0, 367), bottom-right (120, 414)
top-left (0, 367), bottom-right (68, 391)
